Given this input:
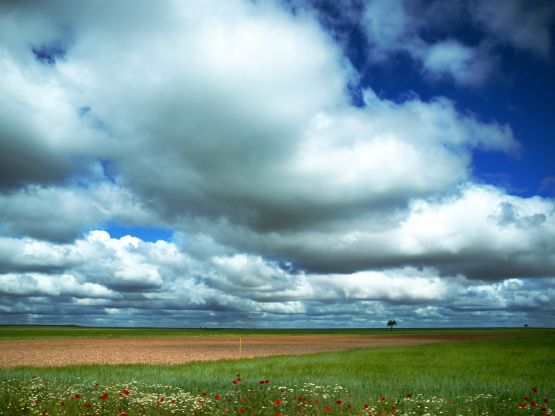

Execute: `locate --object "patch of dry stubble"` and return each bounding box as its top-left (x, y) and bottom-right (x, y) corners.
top-left (0, 335), bottom-right (488, 367)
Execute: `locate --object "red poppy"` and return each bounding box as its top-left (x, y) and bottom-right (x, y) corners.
top-left (518, 403), bottom-right (526, 409)
top-left (364, 404), bottom-right (370, 409)
top-left (215, 395), bottom-right (221, 401)
top-left (406, 393), bottom-right (413, 399)
top-left (532, 387), bottom-right (538, 393)
top-left (171, 399), bottom-right (176, 404)
top-left (34, 399), bottom-right (39, 404)
top-left (276, 414), bottom-right (281, 416)
top-left (100, 393), bottom-right (109, 400)
top-left (325, 406), bottom-right (331, 412)
top-left (541, 408), bottom-right (548, 414)
top-left (59, 402), bottom-right (65, 406)
top-left (32, 375), bottom-right (37, 379)
top-left (531, 401), bottom-right (537, 407)
top-left (524, 396), bottom-right (530, 401)
top-left (159, 397), bottom-right (165, 402)
top-left (41, 412), bottom-right (47, 416)
top-left (544, 398), bottom-right (549, 403)
top-left (239, 408), bottom-right (245, 414)
top-left (336, 400), bottom-right (343, 405)
top-left (84, 403), bottom-right (92, 409)
top-left (232, 380), bottom-right (238, 385)
top-left (123, 389), bottom-right (130, 396)
top-left (73, 393), bottom-right (81, 399)
top-left (274, 400), bottom-right (281, 406)
top-left (120, 413), bottom-right (126, 416)
top-left (380, 395), bottom-right (385, 401)
top-left (202, 392), bottom-right (207, 397)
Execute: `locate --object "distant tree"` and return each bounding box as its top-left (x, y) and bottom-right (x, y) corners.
top-left (387, 320), bottom-right (397, 331)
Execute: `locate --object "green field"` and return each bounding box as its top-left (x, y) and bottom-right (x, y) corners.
top-left (1, 327), bottom-right (554, 415)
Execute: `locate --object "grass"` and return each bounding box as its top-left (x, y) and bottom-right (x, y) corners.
top-left (0, 325), bottom-right (536, 339)
top-left (1, 328), bottom-right (554, 415)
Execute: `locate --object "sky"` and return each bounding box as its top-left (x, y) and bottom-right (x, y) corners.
top-left (0, 0), bottom-right (554, 328)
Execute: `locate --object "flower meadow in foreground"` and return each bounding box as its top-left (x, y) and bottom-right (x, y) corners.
top-left (0, 376), bottom-right (552, 415)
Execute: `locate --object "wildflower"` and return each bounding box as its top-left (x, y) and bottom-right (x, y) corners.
top-left (59, 401), bottom-right (65, 406)
top-left (32, 375), bottom-right (37, 379)
top-left (532, 387), bottom-right (538, 393)
top-left (74, 393), bottom-right (81, 399)
top-left (274, 400), bottom-right (281, 406)
top-left (232, 380), bottom-right (238, 385)
top-left (276, 414), bottom-right (281, 416)
top-left (336, 400), bottom-right (343, 405)
top-left (325, 406), bottom-right (331, 412)
top-left (239, 408), bottom-right (245, 413)
top-left (100, 393), bottom-right (109, 400)
top-left (544, 398), bottom-right (549, 403)
top-left (123, 389), bottom-right (130, 396)
top-left (364, 404), bottom-right (370, 410)
top-left (120, 413), bottom-right (126, 416)
top-left (159, 396), bottom-right (165, 402)
top-left (525, 396), bottom-right (530, 401)
top-left (519, 403), bottom-right (526, 409)
top-left (531, 401), bottom-right (538, 407)
top-left (215, 395), bottom-right (221, 401)
top-left (41, 412), bottom-right (47, 416)
top-left (84, 403), bottom-right (92, 409)
top-left (34, 399), bottom-right (39, 404)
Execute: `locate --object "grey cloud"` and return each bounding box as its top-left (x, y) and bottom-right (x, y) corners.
top-left (472, 0), bottom-right (555, 56)
top-left (312, 0), bottom-right (553, 85)
top-left (0, 183), bottom-right (156, 243)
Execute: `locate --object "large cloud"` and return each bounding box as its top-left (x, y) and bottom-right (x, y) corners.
top-left (0, 231), bottom-right (553, 327)
top-left (0, 0), bottom-right (553, 326)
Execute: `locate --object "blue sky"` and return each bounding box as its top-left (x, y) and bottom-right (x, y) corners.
top-left (0, 0), bottom-right (554, 328)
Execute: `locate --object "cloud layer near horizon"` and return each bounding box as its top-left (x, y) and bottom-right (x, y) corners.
top-left (0, 0), bottom-right (554, 327)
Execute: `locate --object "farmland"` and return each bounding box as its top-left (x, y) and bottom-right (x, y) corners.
top-left (0, 327), bottom-right (554, 415)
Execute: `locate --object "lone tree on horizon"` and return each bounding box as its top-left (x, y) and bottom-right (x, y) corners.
top-left (387, 319), bottom-right (397, 331)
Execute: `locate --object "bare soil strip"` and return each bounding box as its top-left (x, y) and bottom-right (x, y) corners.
top-left (0, 335), bottom-right (487, 367)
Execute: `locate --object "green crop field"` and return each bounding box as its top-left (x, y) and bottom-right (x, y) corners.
top-left (0, 325), bottom-right (529, 339)
top-left (1, 327), bottom-right (554, 415)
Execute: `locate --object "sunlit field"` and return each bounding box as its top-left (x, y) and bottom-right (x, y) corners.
top-left (1, 327), bottom-right (553, 415)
